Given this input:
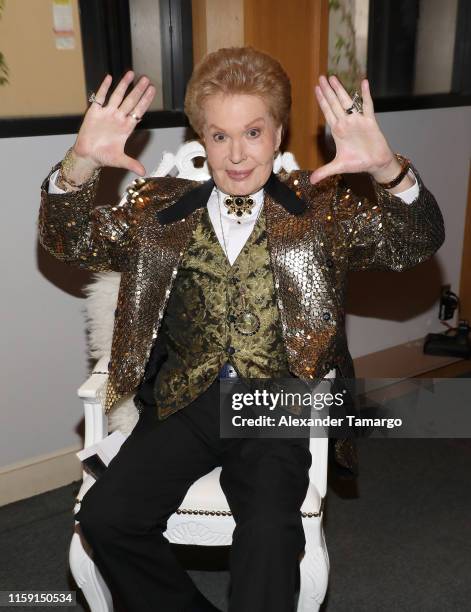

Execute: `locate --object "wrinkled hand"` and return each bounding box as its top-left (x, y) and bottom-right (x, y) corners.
top-left (73, 71), bottom-right (156, 176)
top-left (310, 75), bottom-right (396, 185)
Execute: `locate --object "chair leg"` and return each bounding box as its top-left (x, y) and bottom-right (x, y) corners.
top-left (296, 524), bottom-right (329, 612)
top-left (69, 523), bottom-right (114, 612)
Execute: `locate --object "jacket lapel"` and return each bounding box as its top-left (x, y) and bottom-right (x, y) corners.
top-left (156, 172), bottom-right (307, 225)
top-left (264, 172), bottom-right (307, 215)
top-left (156, 178), bottom-right (214, 224)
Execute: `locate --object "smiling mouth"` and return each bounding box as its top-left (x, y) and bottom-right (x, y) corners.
top-left (226, 169), bottom-right (254, 181)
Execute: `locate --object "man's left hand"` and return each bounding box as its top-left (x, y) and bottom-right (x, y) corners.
top-left (310, 75), bottom-right (407, 187)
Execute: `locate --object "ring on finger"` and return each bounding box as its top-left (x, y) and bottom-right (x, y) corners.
top-left (128, 111), bottom-right (142, 122)
top-left (345, 91), bottom-right (363, 114)
top-left (88, 92), bottom-right (104, 106)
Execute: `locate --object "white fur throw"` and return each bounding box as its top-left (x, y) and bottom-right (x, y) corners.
top-left (83, 272), bottom-right (138, 434)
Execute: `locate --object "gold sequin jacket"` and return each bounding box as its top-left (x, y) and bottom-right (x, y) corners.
top-left (38, 161), bottom-right (445, 477)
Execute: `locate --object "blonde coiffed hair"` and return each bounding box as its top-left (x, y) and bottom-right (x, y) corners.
top-left (184, 46), bottom-right (291, 139)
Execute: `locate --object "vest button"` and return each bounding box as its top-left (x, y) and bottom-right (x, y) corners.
top-left (227, 346), bottom-right (236, 355)
top-left (322, 311), bottom-right (331, 321)
top-left (326, 258), bottom-right (334, 268)
top-left (231, 277), bottom-right (239, 285)
top-left (227, 314), bottom-right (236, 323)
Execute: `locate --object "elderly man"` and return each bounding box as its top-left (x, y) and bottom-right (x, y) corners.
top-left (39, 47), bottom-right (444, 612)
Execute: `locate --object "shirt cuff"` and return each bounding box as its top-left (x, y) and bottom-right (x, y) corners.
top-left (393, 168), bottom-right (419, 204)
top-left (48, 169), bottom-right (67, 194)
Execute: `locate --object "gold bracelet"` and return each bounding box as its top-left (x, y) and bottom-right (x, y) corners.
top-left (57, 147), bottom-right (99, 189)
top-left (375, 153), bottom-right (411, 189)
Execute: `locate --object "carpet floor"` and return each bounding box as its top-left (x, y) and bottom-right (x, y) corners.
top-left (1, 438), bottom-right (471, 611)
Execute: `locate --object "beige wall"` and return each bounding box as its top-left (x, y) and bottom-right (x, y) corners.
top-left (191, 0), bottom-right (244, 65)
top-left (0, 0), bottom-right (87, 117)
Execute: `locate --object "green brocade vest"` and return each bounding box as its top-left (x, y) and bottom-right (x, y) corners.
top-left (152, 205), bottom-right (292, 420)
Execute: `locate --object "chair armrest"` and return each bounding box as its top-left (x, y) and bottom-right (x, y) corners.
top-left (77, 355), bottom-right (110, 400)
top-left (308, 436), bottom-right (328, 499)
top-left (307, 373), bottom-right (335, 498)
top-left (77, 355), bottom-right (110, 449)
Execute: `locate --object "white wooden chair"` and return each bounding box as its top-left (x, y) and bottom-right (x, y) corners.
top-left (69, 141), bottom-right (330, 611)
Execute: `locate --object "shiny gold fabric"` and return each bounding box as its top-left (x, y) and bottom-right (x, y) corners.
top-left (38, 161), bottom-right (445, 475)
top-left (151, 204), bottom-right (292, 419)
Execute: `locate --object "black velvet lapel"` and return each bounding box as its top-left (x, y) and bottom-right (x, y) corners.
top-left (157, 178), bottom-right (215, 224)
top-left (264, 172), bottom-right (307, 215)
top-left (156, 172), bottom-right (307, 225)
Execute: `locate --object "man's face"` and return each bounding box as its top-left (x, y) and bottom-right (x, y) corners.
top-left (201, 93), bottom-right (282, 196)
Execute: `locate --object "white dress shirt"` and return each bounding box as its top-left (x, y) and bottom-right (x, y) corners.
top-left (48, 168), bottom-right (419, 266)
top-left (207, 186), bottom-right (266, 265)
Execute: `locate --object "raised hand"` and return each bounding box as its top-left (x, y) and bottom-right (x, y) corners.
top-left (70, 70), bottom-right (156, 179)
top-left (310, 75), bottom-right (398, 186)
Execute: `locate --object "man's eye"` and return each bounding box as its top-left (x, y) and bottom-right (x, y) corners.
top-left (213, 133), bottom-right (226, 142)
top-left (247, 129), bottom-right (261, 138)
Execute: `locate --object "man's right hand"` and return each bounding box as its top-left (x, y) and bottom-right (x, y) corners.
top-left (65, 71), bottom-right (156, 184)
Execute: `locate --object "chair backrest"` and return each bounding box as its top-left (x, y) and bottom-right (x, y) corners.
top-left (115, 140), bottom-right (300, 203)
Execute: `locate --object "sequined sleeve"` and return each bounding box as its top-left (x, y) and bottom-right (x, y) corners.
top-left (333, 160), bottom-right (445, 272)
top-left (38, 161), bottom-right (149, 272)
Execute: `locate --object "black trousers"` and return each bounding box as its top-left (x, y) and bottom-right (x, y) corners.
top-left (75, 377), bottom-right (312, 612)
